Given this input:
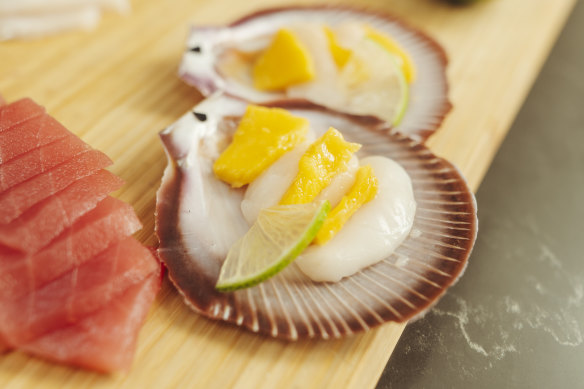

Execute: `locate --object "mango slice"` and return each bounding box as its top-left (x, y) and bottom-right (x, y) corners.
top-left (252, 29), bottom-right (315, 91)
top-left (213, 105), bottom-right (309, 188)
top-left (324, 26), bottom-right (352, 68)
top-left (280, 127), bottom-right (361, 205)
top-left (364, 25), bottom-right (416, 83)
top-left (314, 165), bottom-right (379, 245)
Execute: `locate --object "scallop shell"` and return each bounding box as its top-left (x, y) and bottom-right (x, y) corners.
top-left (156, 93), bottom-right (476, 340)
top-left (179, 5), bottom-right (451, 143)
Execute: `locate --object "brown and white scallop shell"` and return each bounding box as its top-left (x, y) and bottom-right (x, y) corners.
top-left (179, 6), bottom-right (451, 142)
top-left (155, 93), bottom-right (476, 340)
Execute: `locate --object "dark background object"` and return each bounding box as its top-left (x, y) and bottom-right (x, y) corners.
top-left (377, 1), bottom-right (584, 388)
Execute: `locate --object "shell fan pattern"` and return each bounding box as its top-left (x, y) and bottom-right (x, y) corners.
top-left (155, 94), bottom-right (477, 340)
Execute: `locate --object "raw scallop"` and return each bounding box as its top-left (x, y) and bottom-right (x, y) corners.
top-left (294, 155), bottom-right (416, 282)
top-left (156, 93), bottom-right (477, 340)
top-left (179, 6), bottom-right (451, 142)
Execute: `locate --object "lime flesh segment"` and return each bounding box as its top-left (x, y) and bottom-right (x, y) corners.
top-left (341, 39), bottom-right (409, 127)
top-left (366, 38), bottom-right (409, 126)
top-left (215, 201), bottom-right (330, 292)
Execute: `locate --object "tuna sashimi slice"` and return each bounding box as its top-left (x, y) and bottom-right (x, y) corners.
top-left (0, 131), bottom-right (91, 192)
top-left (0, 237), bottom-right (159, 347)
top-left (0, 98), bottom-right (45, 133)
top-left (0, 196), bottom-right (142, 301)
top-left (0, 169), bottom-right (124, 253)
top-left (0, 149), bottom-right (112, 224)
top-left (0, 114), bottom-right (72, 165)
top-left (21, 273), bottom-right (160, 373)
top-left (0, 334), bottom-right (9, 354)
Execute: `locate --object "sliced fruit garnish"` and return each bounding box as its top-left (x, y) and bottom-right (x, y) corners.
top-left (215, 200), bottom-right (331, 292)
top-left (213, 104), bottom-right (309, 188)
top-left (252, 28), bottom-right (315, 91)
top-left (341, 39), bottom-right (409, 126)
top-left (324, 26), bottom-right (352, 68)
top-left (364, 25), bottom-right (416, 83)
top-left (279, 127), bottom-right (361, 205)
top-left (314, 164), bottom-right (378, 245)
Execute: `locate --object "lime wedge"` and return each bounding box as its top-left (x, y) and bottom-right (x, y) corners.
top-left (215, 200), bottom-right (330, 292)
top-left (340, 39), bottom-right (409, 127)
top-left (364, 26), bottom-right (416, 83)
top-left (369, 39), bottom-right (410, 126)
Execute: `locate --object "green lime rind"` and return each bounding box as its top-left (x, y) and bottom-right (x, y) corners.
top-left (364, 38), bottom-right (410, 127)
top-left (215, 200), bottom-right (331, 292)
top-left (392, 70), bottom-right (409, 127)
top-left (387, 49), bottom-right (409, 127)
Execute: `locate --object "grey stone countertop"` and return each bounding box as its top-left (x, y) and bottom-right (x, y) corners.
top-left (376, 1), bottom-right (584, 388)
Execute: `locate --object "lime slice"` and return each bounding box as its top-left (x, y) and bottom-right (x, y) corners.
top-left (215, 200), bottom-right (330, 292)
top-left (340, 39), bottom-right (409, 126)
top-left (364, 26), bottom-right (416, 83)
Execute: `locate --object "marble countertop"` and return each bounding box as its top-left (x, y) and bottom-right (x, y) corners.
top-left (378, 1), bottom-right (584, 388)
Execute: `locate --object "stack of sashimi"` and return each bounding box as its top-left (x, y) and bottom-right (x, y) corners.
top-left (0, 0), bottom-right (130, 41)
top-left (0, 96), bottom-right (161, 372)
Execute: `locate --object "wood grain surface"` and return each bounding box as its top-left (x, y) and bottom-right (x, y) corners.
top-left (0, 0), bottom-right (575, 387)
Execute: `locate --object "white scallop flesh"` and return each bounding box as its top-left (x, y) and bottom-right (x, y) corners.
top-left (295, 155), bottom-right (416, 282)
top-left (331, 22), bottom-right (364, 50)
top-left (241, 138), bottom-right (359, 225)
top-left (284, 22), bottom-right (404, 124)
top-left (285, 23), bottom-right (347, 109)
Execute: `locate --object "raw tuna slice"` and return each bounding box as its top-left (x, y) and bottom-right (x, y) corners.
top-left (0, 237), bottom-right (159, 347)
top-left (0, 114), bottom-right (72, 164)
top-left (0, 96), bottom-right (160, 372)
top-left (0, 196), bottom-right (142, 301)
top-left (0, 149), bottom-right (112, 224)
top-left (21, 273), bottom-right (160, 373)
top-left (0, 334), bottom-right (9, 354)
top-left (0, 98), bottom-right (45, 133)
top-left (0, 169), bottom-right (124, 253)
top-left (0, 131), bottom-right (91, 192)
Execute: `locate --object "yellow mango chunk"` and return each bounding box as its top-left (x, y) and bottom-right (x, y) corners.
top-left (364, 26), bottom-right (416, 83)
top-left (324, 26), bottom-right (352, 68)
top-left (213, 105), bottom-right (309, 188)
top-left (315, 165), bottom-right (378, 245)
top-left (280, 127), bottom-right (361, 205)
top-left (252, 29), bottom-right (315, 91)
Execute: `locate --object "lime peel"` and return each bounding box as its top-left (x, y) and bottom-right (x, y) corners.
top-left (215, 200), bottom-right (331, 292)
top-left (364, 37), bottom-right (409, 126)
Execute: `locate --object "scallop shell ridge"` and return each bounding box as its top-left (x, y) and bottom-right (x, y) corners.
top-left (155, 93), bottom-right (476, 340)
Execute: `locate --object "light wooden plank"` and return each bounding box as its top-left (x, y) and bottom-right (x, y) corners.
top-left (0, 0), bottom-right (575, 387)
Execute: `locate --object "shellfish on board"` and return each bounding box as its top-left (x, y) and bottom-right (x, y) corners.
top-left (178, 6), bottom-right (451, 143)
top-left (155, 93), bottom-right (477, 340)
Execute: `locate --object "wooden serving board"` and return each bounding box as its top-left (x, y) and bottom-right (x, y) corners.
top-left (0, 0), bottom-right (575, 387)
